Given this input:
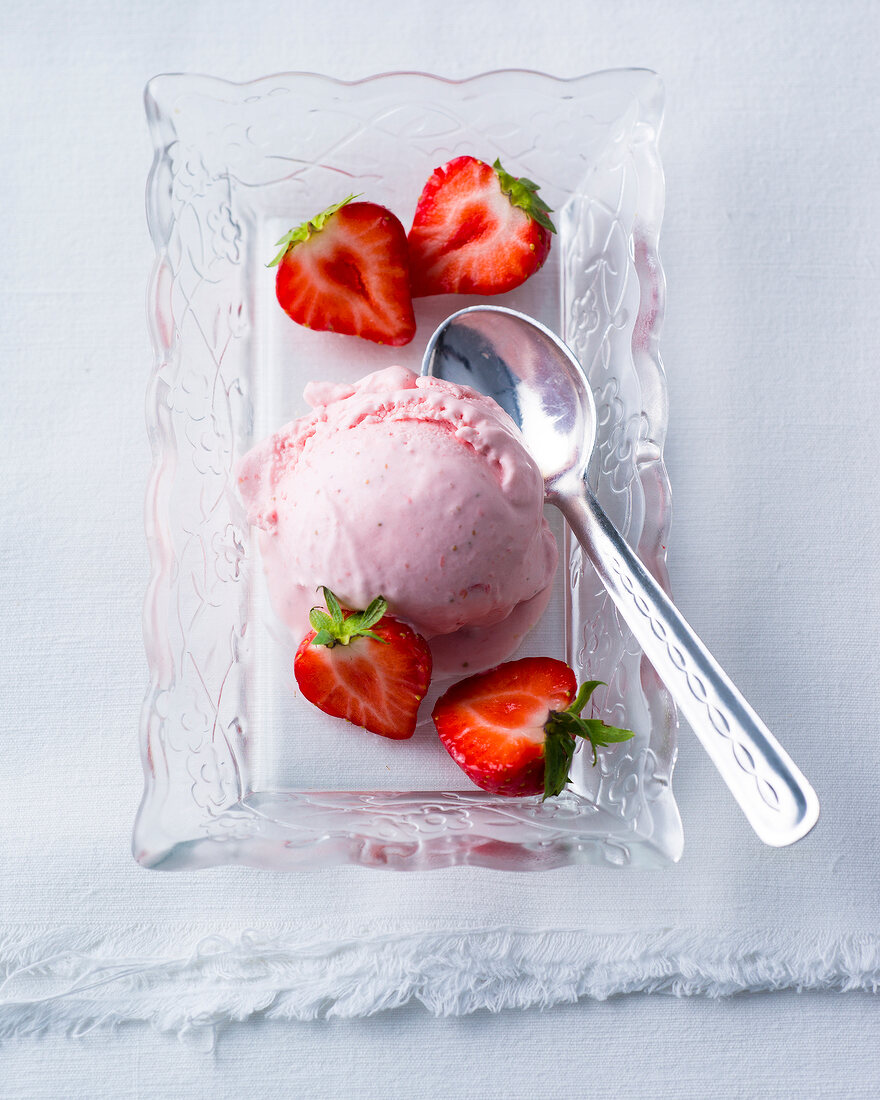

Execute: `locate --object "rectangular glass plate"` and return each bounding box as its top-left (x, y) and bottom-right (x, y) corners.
top-left (137, 68), bottom-right (682, 870)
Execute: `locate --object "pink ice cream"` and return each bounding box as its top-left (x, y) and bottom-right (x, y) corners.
top-left (238, 365), bottom-right (558, 676)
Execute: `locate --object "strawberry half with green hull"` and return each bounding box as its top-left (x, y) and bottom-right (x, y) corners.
top-left (270, 196), bottom-right (416, 346)
top-left (294, 588), bottom-right (432, 739)
top-left (407, 156), bottom-right (556, 297)
top-left (432, 657), bottom-right (635, 798)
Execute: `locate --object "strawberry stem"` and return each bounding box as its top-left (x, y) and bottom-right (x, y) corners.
top-left (267, 194), bottom-right (362, 267)
top-left (308, 587), bottom-right (389, 648)
top-left (542, 681), bottom-right (635, 799)
top-left (492, 158), bottom-right (556, 235)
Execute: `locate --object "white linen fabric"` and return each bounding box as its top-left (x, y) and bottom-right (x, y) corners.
top-left (1, 0), bottom-right (878, 1070)
top-left (2, 927), bottom-right (879, 1046)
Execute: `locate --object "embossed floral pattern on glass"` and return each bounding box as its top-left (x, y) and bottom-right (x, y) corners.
top-left (137, 69), bottom-right (682, 870)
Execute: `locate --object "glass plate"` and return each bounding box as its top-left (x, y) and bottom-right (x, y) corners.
top-left (136, 68), bottom-right (682, 870)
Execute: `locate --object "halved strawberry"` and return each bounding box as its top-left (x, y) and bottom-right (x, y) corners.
top-left (294, 588), bottom-right (432, 739)
top-left (432, 657), bottom-right (635, 797)
top-left (269, 196), bottom-right (416, 346)
top-left (407, 156), bottom-right (556, 297)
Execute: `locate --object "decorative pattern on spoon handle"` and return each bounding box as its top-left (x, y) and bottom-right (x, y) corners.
top-left (556, 480), bottom-right (819, 846)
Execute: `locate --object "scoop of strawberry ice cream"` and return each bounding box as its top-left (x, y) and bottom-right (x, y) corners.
top-left (237, 365), bottom-right (558, 676)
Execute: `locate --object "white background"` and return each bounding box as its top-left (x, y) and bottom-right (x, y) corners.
top-left (2, 1), bottom-right (879, 1096)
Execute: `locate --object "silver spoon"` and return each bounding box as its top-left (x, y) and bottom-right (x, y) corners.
top-left (422, 304), bottom-right (819, 847)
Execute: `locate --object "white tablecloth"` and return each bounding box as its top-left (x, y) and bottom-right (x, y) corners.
top-left (2, 0), bottom-right (879, 1096)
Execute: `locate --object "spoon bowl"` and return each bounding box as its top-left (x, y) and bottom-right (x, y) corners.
top-left (423, 305), bottom-right (820, 848)
top-left (422, 305), bottom-right (595, 485)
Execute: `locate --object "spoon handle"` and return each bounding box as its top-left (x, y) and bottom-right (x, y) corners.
top-left (556, 481), bottom-right (819, 847)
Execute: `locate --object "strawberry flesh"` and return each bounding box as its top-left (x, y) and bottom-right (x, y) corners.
top-left (295, 610), bottom-right (432, 740)
top-left (274, 199), bottom-right (416, 346)
top-left (407, 156), bottom-right (554, 297)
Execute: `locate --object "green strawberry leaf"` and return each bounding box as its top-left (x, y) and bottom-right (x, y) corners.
top-left (543, 725), bottom-right (578, 800)
top-left (566, 680), bottom-right (604, 716)
top-left (584, 720), bottom-right (638, 745)
top-left (323, 587), bottom-right (345, 630)
top-left (345, 595), bottom-right (387, 636)
top-left (576, 718), bottom-right (637, 765)
top-left (359, 596), bottom-right (388, 630)
top-left (309, 608), bottom-right (334, 634)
